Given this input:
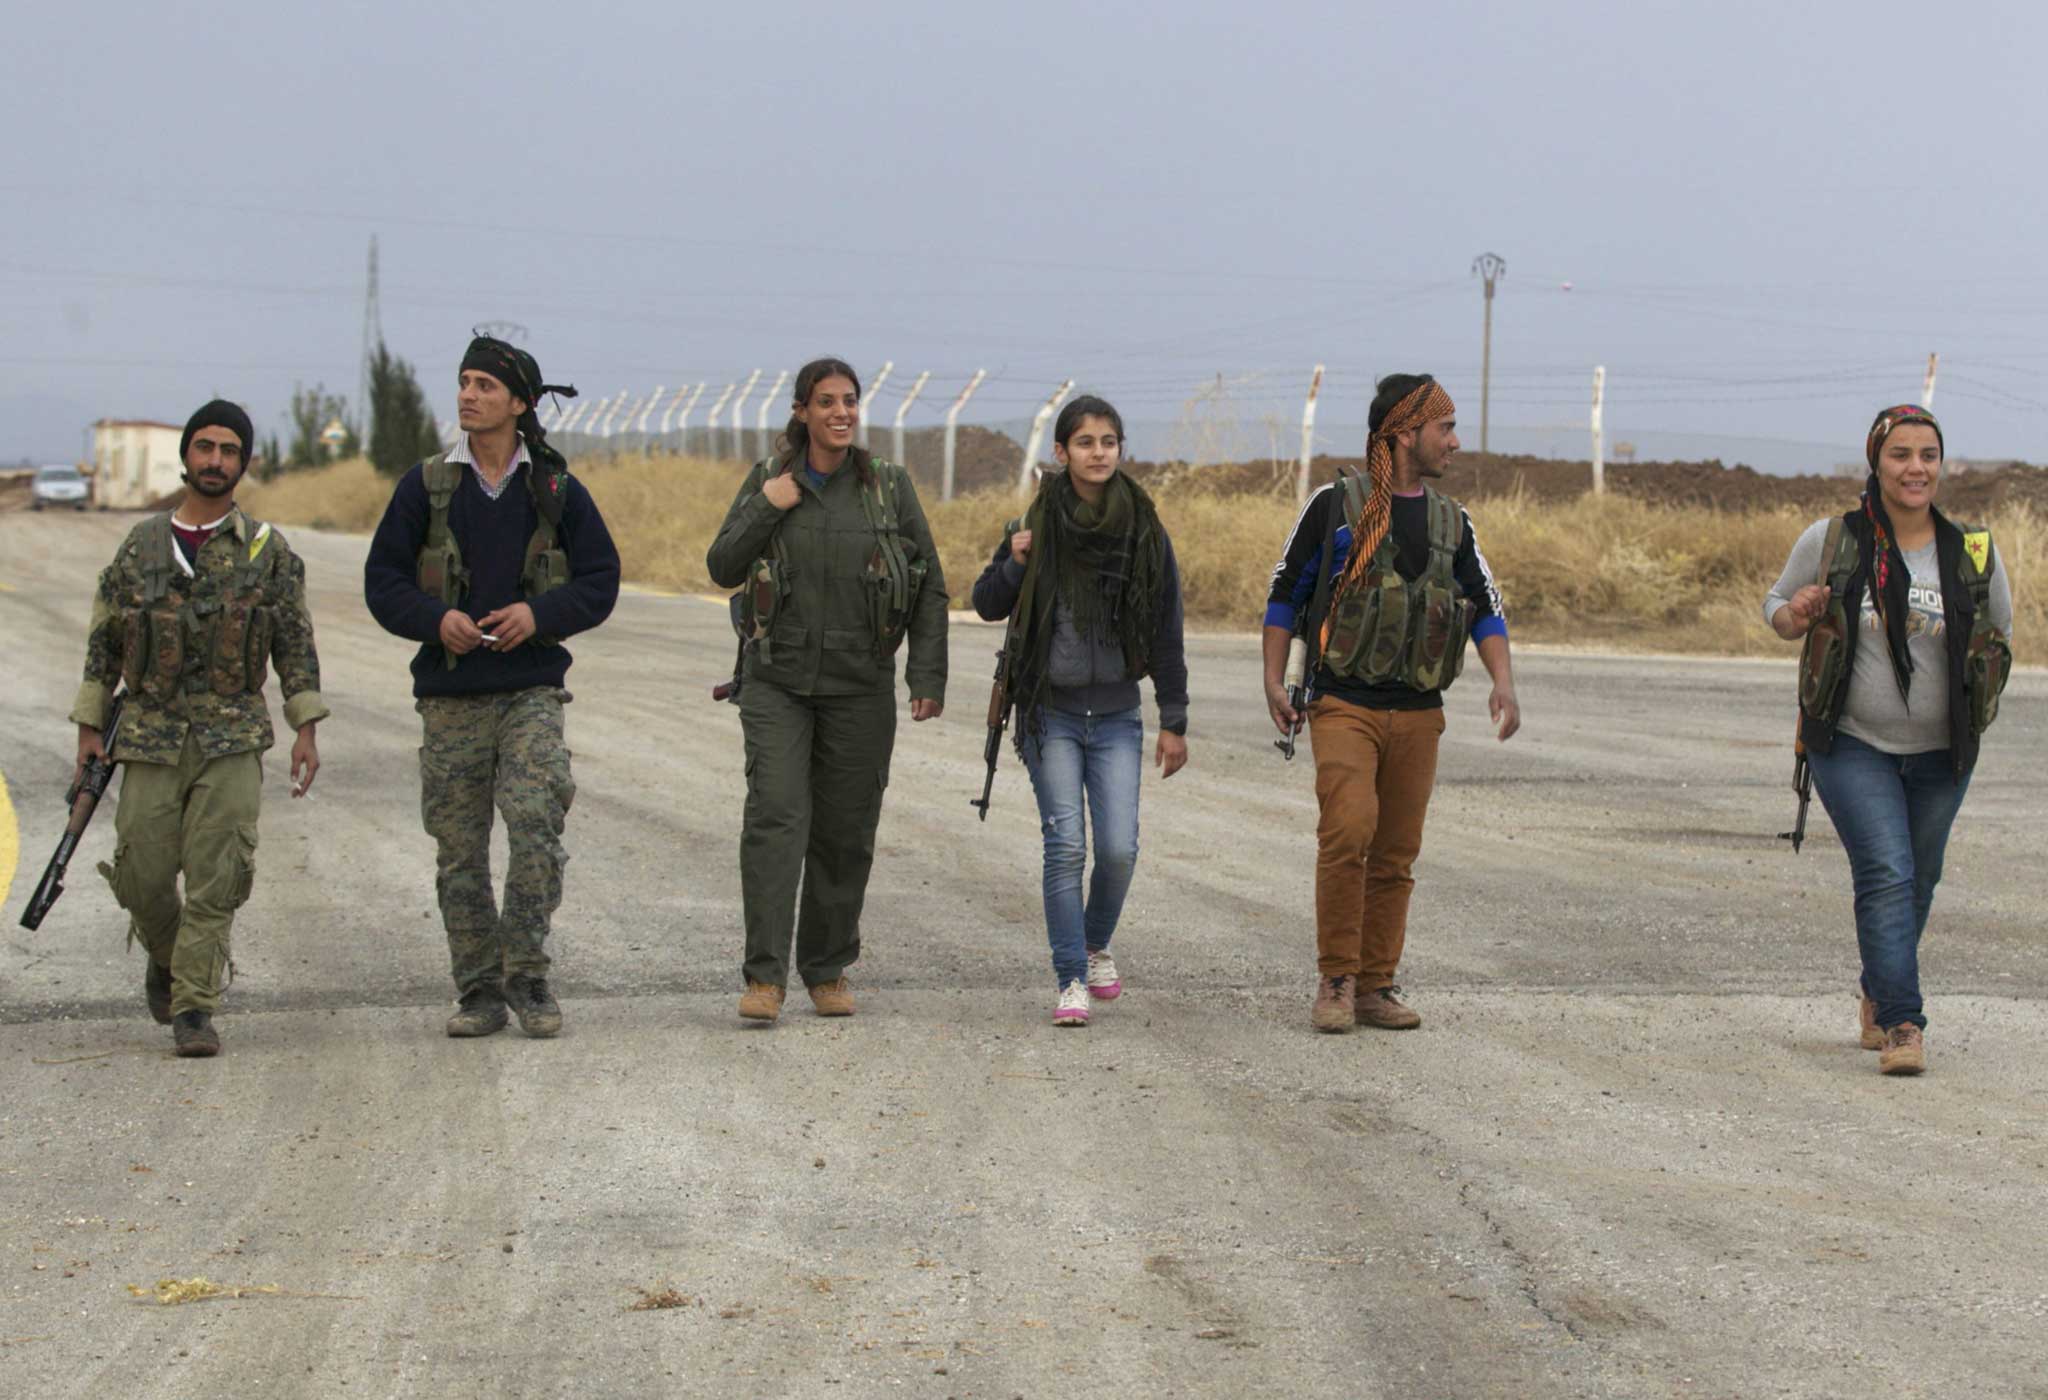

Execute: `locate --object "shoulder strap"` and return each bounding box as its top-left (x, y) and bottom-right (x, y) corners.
top-left (1423, 489), bottom-right (1461, 585)
top-left (1303, 479), bottom-right (1348, 664)
top-left (421, 452), bottom-right (459, 550)
top-left (1818, 516), bottom-right (1854, 590)
top-left (1954, 523), bottom-right (1995, 607)
top-left (137, 514), bottom-right (176, 605)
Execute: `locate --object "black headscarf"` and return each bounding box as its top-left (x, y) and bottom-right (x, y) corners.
top-left (460, 334), bottom-right (578, 475)
top-left (1860, 404), bottom-right (1944, 702)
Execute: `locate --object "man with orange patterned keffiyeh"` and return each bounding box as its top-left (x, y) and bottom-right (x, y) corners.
top-left (1262, 373), bottom-right (1520, 1035)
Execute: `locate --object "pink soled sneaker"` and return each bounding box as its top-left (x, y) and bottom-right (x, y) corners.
top-left (1086, 949), bottom-right (1122, 1001)
top-left (1054, 980), bottom-right (1091, 1027)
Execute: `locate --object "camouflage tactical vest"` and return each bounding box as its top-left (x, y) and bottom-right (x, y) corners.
top-left (415, 452), bottom-right (573, 667)
top-left (119, 511), bottom-right (277, 706)
top-left (1800, 515), bottom-right (2010, 737)
top-left (738, 457), bottom-right (929, 665)
top-left (1320, 472), bottom-right (1472, 692)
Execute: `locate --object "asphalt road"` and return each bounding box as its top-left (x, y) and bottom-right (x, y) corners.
top-left (2, 510), bottom-right (2044, 1399)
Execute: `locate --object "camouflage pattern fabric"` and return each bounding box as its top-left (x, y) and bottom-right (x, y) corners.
top-left (69, 507), bottom-right (329, 763)
top-left (417, 688), bottom-right (576, 995)
top-left (98, 733), bottom-right (262, 1016)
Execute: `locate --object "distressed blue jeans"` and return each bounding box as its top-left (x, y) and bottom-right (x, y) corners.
top-left (1807, 731), bottom-right (1972, 1031)
top-left (1022, 706), bottom-right (1144, 989)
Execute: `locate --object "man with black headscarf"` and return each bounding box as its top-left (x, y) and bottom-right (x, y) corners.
top-left (364, 334), bottom-right (620, 1040)
top-left (69, 398), bottom-right (329, 1057)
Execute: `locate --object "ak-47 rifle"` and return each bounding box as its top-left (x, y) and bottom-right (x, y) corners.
top-left (1274, 634), bottom-right (1309, 761)
top-left (21, 692), bottom-right (126, 930)
top-left (969, 639), bottom-right (1012, 821)
top-left (1779, 715), bottom-right (1812, 853)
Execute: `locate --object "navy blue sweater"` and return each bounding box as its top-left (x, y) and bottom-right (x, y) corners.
top-left (364, 461), bottom-right (621, 698)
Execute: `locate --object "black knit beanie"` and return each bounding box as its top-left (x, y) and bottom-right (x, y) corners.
top-left (180, 399), bottom-right (254, 461)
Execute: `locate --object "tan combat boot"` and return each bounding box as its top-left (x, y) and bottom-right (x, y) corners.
top-left (808, 978), bottom-right (855, 1017)
top-left (1858, 992), bottom-right (1884, 1051)
top-left (1311, 975), bottom-right (1356, 1034)
top-left (1879, 1023), bottom-right (1925, 1076)
top-left (739, 981), bottom-right (786, 1023)
top-left (1356, 985), bottom-right (1423, 1030)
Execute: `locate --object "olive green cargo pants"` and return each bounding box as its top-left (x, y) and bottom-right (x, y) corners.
top-left (739, 679), bottom-right (896, 988)
top-left (418, 688), bottom-right (576, 998)
top-left (100, 732), bottom-right (262, 1017)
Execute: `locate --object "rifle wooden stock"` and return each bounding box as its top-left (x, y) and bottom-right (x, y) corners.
top-left (21, 694), bottom-right (125, 930)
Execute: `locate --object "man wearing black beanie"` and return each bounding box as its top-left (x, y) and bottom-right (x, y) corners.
top-left (68, 398), bottom-right (329, 1058)
top-left (364, 334), bottom-right (620, 1040)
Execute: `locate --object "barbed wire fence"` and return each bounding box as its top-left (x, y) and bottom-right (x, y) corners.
top-left (520, 352), bottom-right (1964, 504)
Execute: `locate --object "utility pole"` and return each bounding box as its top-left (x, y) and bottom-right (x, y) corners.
top-left (1921, 352), bottom-right (1939, 410)
top-left (358, 235), bottom-right (382, 442)
top-left (1471, 252), bottom-right (1506, 454)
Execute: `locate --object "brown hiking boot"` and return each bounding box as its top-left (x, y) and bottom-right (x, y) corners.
top-left (1356, 985), bottom-right (1422, 1030)
top-left (1311, 976), bottom-right (1356, 1034)
top-left (146, 960), bottom-right (173, 1026)
top-left (1858, 992), bottom-right (1884, 1051)
top-left (172, 1010), bottom-right (220, 1058)
top-left (739, 981), bottom-right (786, 1023)
top-left (1879, 1023), bottom-right (1926, 1076)
top-left (807, 978), bottom-right (855, 1017)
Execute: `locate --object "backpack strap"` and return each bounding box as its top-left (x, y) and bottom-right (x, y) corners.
top-left (860, 460), bottom-right (912, 621)
top-left (422, 451), bottom-right (459, 553)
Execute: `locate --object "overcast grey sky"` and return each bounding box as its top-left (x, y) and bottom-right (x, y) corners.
top-left (4, 0), bottom-right (2044, 471)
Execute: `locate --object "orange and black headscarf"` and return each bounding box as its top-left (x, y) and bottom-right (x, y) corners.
top-left (1319, 378), bottom-right (1456, 648)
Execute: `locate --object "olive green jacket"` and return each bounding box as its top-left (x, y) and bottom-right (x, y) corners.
top-left (69, 507), bottom-right (329, 765)
top-left (706, 457), bottom-right (948, 701)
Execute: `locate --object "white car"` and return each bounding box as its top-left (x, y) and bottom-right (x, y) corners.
top-left (31, 465), bottom-right (90, 511)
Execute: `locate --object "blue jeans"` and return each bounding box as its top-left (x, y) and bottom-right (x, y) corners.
top-left (1807, 732), bottom-right (1972, 1030)
top-left (1022, 707), bottom-right (1144, 989)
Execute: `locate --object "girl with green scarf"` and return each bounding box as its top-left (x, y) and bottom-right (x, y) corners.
top-left (970, 395), bottom-right (1190, 1027)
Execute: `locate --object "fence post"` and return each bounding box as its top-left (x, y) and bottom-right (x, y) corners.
top-left (633, 386), bottom-right (665, 438)
top-left (704, 383), bottom-right (736, 459)
top-left (1019, 379), bottom-right (1076, 495)
top-left (858, 361), bottom-right (894, 448)
top-left (1921, 352), bottom-right (1939, 410)
top-left (892, 370), bottom-right (931, 466)
top-left (941, 369), bottom-right (987, 502)
top-left (557, 399), bottom-right (589, 436)
top-left (728, 369), bottom-right (762, 463)
top-left (657, 384), bottom-right (687, 436)
top-left (1297, 363), bottom-right (1324, 505)
top-left (675, 382), bottom-right (707, 454)
top-left (1590, 365), bottom-right (1606, 496)
top-left (755, 370), bottom-right (788, 461)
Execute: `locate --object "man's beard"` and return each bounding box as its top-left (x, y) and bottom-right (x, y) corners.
top-left (185, 471), bottom-right (237, 498)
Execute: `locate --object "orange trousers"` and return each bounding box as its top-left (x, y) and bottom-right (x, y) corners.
top-left (1308, 698), bottom-right (1445, 983)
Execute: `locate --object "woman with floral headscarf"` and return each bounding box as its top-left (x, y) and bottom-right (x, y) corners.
top-left (1765, 405), bottom-right (2013, 1075)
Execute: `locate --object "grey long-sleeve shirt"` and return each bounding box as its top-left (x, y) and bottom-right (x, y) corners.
top-left (1765, 517), bottom-right (2013, 755)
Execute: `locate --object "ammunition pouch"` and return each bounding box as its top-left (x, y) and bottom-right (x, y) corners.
top-left (1966, 626), bottom-right (2011, 736)
top-left (1321, 487), bottom-right (1470, 692)
top-left (1798, 596), bottom-right (1852, 716)
top-left (121, 605), bottom-right (184, 706)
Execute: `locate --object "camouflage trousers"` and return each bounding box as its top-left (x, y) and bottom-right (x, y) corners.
top-left (99, 732), bottom-right (262, 1016)
top-left (417, 688), bottom-right (576, 997)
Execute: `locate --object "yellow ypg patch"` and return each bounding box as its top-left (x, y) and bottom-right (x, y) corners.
top-left (248, 522), bottom-right (272, 563)
top-left (1963, 531), bottom-right (1991, 574)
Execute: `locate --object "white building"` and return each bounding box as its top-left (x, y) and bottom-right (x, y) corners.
top-left (91, 419), bottom-right (184, 510)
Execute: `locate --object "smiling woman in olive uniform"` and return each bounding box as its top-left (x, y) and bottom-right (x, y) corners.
top-left (706, 357), bottom-right (948, 1025)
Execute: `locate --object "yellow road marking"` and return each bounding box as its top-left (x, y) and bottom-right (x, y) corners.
top-left (0, 768), bottom-right (18, 912)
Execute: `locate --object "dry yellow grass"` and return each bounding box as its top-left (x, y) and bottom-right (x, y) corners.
top-left (234, 454), bottom-right (2043, 664)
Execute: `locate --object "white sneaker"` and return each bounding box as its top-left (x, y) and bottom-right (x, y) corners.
top-left (1086, 949), bottom-right (1122, 1001)
top-left (1053, 979), bottom-right (1091, 1027)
